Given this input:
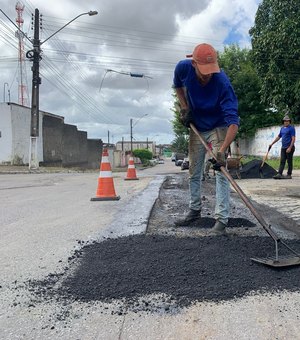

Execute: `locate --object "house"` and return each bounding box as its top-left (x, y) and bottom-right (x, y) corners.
top-left (115, 140), bottom-right (156, 155)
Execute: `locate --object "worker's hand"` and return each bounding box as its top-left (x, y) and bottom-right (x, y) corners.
top-left (180, 109), bottom-right (193, 128)
top-left (209, 152), bottom-right (226, 171)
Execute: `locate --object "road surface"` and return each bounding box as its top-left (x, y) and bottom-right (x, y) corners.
top-left (0, 160), bottom-right (299, 340)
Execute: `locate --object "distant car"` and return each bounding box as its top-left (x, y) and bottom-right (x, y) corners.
top-left (158, 159), bottom-right (164, 164)
top-left (181, 158), bottom-right (189, 170)
top-left (149, 159), bottom-right (158, 165)
top-left (175, 159), bottom-right (183, 166)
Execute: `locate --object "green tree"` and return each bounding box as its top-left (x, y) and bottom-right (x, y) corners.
top-left (171, 134), bottom-right (189, 155)
top-left (171, 94), bottom-right (189, 154)
top-left (219, 45), bottom-right (280, 137)
top-left (133, 149), bottom-right (152, 164)
top-left (249, 0), bottom-right (300, 121)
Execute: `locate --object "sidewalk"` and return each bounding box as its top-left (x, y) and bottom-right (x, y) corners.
top-left (235, 169), bottom-right (300, 235)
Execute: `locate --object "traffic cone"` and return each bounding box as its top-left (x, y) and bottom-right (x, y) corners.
top-left (125, 155), bottom-right (139, 180)
top-left (91, 149), bottom-right (120, 201)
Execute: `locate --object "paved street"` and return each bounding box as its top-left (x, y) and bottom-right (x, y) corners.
top-left (0, 160), bottom-right (299, 340)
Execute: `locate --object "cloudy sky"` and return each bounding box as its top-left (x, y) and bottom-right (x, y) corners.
top-left (0, 0), bottom-right (261, 145)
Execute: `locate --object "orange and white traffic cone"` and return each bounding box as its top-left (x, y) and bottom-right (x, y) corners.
top-left (125, 155), bottom-right (139, 180)
top-left (91, 149), bottom-right (120, 201)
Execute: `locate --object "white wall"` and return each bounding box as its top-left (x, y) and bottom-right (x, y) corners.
top-left (0, 103), bottom-right (12, 163)
top-left (240, 124), bottom-right (300, 157)
top-left (0, 103), bottom-right (43, 165)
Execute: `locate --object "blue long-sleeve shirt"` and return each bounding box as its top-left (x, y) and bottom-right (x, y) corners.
top-left (173, 59), bottom-right (239, 131)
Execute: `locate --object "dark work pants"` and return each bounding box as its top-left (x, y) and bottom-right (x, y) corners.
top-left (278, 146), bottom-right (295, 175)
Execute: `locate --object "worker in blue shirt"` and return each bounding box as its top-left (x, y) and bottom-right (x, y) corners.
top-left (173, 43), bottom-right (239, 235)
top-left (269, 114), bottom-right (296, 179)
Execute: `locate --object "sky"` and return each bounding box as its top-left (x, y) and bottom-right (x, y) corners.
top-left (0, 0), bottom-right (261, 145)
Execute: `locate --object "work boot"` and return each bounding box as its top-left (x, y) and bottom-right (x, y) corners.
top-left (273, 173), bottom-right (283, 179)
top-left (210, 220), bottom-right (227, 235)
top-left (174, 209), bottom-right (201, 226)
top-left (285, 174), bottom-right (292, 179)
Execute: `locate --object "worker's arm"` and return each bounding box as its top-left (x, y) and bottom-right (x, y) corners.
top-left (175, 88), bottom-right (189, 110)
top-left (269, 136), bottom-right (280, 148)
top-left (219, 124), bottom-right (239, 153)
top-left (287, 136), bottom-right (296, 153)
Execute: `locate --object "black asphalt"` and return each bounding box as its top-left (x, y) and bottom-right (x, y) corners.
top-left (26, 173), bottom-right (300, 317)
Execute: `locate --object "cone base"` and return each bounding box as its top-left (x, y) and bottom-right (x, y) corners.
top-left (91, 196), bottom-right (120, 201)
top-left (124, 178), bottom-right (139, 180)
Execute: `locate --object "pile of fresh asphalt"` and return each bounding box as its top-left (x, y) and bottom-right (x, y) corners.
top-left (26, 172), bottom-right (300, 317)
top-left (239, 159), bottom-right (277, 179)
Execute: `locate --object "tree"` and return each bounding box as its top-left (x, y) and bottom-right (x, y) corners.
top-left (219, 45), bottom-right (281, 137)
top-left (171, 134), bottom-right (189, 155)
top-left (133, 149), bottom-right (152, 164)
top-left (249, 0), bottom-right (300, 121)
top-left (171, 94), bottom-right (189, 154)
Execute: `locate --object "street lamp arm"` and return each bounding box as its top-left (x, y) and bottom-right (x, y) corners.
top-left (132, 113), bottom-right (148, 127)
top-left (40, 10), bottom-right (98, 45)
top-left (106, 69), bottom-right (153, 79)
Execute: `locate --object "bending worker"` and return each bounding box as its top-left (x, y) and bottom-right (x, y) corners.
top-left (173, 43), bottom-right (239, 235)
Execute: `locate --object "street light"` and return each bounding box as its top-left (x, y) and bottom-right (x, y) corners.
top-left (99, 68), bottom-right (152, 93)
top-left (130, 114), bottom-right (148, 153)
top-left (27, 9), bottom-right (98, 169)
top-left (0, 9), bottom-right (98, 169)
top-left (40, 11), bottom-right (98, 45)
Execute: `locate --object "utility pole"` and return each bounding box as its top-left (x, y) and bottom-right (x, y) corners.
top-left (0, 8), bottom-right (98, 169)
top-left (27, 8), bottom-right (41, 169)
top-left (130, 118), bottom-right (133, 153)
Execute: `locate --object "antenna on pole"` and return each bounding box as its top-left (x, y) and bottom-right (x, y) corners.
top-left (15, 1), bottom-right (28, 106)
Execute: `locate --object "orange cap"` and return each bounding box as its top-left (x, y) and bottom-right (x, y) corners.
top-left (186, 43), bottom-right (220, 75)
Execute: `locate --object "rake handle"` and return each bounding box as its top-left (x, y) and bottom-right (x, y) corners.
top-left (190, 123), bottom-right (280, 242)
top-left (260, 151), bottom-right (269, 168)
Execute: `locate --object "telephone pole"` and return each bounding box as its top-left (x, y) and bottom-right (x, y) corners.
top-left (26, 9), bottom-right (98, 169)
top-left (26, 8), bottom-right (41, 168)
top-left (0, 8), bottom-right (98, 169)
top-left (130, 118), bottom-right (133, 153)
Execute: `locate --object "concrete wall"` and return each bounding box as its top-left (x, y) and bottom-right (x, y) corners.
top-left (87, 140), bottom-right (102, 169)
top-left (42, 114), bottom-right (64, 165)
top-left (0, 103), bottom-right (43, 165)
top-left (0, 103), bottom-right (102, 168)
top-left (240, 124), bottom-right (300, 157)
top-left (0, 103), bottom-right (12, 163)
top-left (62, 124), bottom-right (87, 166)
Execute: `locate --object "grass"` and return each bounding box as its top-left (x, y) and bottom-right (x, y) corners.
top-left (241, 156), bottom-right (300, 170)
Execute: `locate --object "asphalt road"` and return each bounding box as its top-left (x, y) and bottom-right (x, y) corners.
top-left (0, 160), bottom-right (300, 340)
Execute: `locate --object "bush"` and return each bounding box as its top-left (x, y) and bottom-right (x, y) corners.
top-left (133, 149), bottom-right (152, 164)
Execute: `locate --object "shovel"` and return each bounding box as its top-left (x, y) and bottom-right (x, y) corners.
top-left (190, 123), bottom-right (300, 268)
top-left (259, 145), bottom-right (271, 178)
